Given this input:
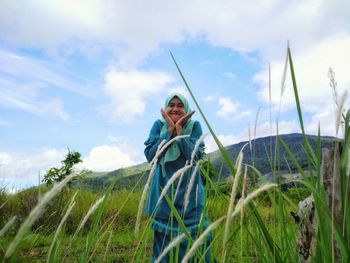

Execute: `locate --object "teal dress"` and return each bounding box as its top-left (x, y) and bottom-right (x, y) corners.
top-left (144, 119), bottom-right (213, 262)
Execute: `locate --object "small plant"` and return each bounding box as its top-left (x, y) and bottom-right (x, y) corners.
top-left (43, 149), bottom-right (83, 186)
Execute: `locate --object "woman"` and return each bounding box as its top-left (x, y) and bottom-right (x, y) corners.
top-left (144, 92), bottom-right (213, 262)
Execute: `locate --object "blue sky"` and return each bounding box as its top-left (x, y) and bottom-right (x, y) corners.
top-left (0, 0), bottom-right (349, 189)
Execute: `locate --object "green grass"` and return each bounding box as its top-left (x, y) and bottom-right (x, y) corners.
top-left (0, 229), bottom-right (149, 262)
top-left (0, 188), bottom-right (296, 262)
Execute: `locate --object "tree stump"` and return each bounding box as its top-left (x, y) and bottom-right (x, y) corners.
top-left (291, 195), bottom-right (317, 262)
top-left (291, 144), bottom-right (343, 262)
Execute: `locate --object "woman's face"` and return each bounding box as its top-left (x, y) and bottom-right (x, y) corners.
top-left (166, 97), bottom-right (185, 123)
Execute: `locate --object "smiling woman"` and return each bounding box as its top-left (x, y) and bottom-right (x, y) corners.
top-left (143, 92), bottom-right (214, 262)
top-left (166, 97), bottom-right (185, 122)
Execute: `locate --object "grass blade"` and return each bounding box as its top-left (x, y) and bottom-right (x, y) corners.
top-left (5, 173), bottom-right (76, 259)
top-left (170, 51), bottom-right (237, 179)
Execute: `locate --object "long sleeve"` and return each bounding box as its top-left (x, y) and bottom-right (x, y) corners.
top-left (177, 121), bottom-right (204, 161)
top-left (144, 120), bottom-right (171, 163)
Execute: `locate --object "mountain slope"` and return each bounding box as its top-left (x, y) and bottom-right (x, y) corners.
top-left (75, 133), bottom-right (336, 191)
top-left (208, 133), bottom-right (336, 179)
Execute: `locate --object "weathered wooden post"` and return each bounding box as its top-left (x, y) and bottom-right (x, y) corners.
top-left (321, 144), bottom-right (343, 262)
top-left (291, 143), bottom-right (344, 262)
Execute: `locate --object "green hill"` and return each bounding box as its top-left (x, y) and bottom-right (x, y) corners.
top-left (209, 133), bottom-right (336, 179)
top-left (74, 162), bottom-right (148, 191)
top-left (74, 133), bottom-right (336, 191)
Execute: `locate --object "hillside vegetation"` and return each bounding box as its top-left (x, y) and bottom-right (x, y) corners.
top-left (74, 133), bottom-right (335, 191)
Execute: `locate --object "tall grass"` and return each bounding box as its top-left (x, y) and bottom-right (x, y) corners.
top-left (170, 46), bottom-right (349, 262)
top-left (284, 46), bottom-right (348, 262)
top-left (5, 173), bottom-right (76, 259)
top-left (0, 45), bottom-right (348, 262)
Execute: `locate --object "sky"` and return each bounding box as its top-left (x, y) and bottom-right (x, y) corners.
top-left (0, 0), bottom-right (350, 190)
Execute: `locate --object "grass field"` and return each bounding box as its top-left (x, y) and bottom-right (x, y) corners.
top-left (0, 186), bottom-right (303, 262)
top-left (1, 46), bottom-right (349, 262)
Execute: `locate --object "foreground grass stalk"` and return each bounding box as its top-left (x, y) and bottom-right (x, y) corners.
top-left (0, 197), bottom-right (9, 210)
top-left (182, 216), bottom-right (226, 263)
top-left (252, 107), bottom-right (260, 186)
top-left (174, 161), bottom-right (190, 201)
top-left (170, 51), bottom-right (237, 178)
top-left (154, 163), bottom-right (192, 208)
top-left (249, 202), bottom-right (283, 263)
top-left (131, 215), bottom-right (154, 262)
top-left (335, 91), bottom-right (347, 136)
top-left (151, 135), bottom-right (190, 167)
top-left (331, 144), bottom-right (338, 262)
top-left (0, 216), bottom-right (16, 237)
top-left (135, 135), bottom-right (189, 235)
top-left (277, 44), bottom-right (289, 126)
top-left (231, 183), bottom-right (278, 219)
top-left (5, 173), bottom-right (76, 259)
top-left (103, 231), bottom-right (113, 262)
top-left (88, 229), bottom-right (112, 262)
top-left (80, 179), bottom-right (116, 263)
top-left (287, 46), bottom-right (317, 167)
top-left (183, 183), bottom-right (278, 263)
top-left (339, 110), bottom-right (350, 241)
top-left (240, 166), bottom-right (248, 261)
top-left (135, 158), bottom-right (158, 235)
top-left (47, 191), bottom-right (77, 262)
top-left (155, 233), bottom-right (185, 263)
top-left (190, 133), bottom-right (207, 165)
top-left (135, 145), bottom-right (163, 235)
top-left (74, 195), bottom-right (105, 238)
top-left (222, 152), bottom-right (243, 261)
top-left (183, 162), bottom-right (200, 212)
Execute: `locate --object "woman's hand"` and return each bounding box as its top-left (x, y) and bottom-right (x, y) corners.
top-left (161, 108), bottom-right (175, 136)
top-left (175, 111), bottom-right (195, 134)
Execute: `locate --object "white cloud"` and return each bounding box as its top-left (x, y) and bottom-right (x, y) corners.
top-left (102, 68), bottom-right (174, 122)
top-left (0, 84), bottom-right (69, 120)
top-left (41, 98), bottom-right (69, 121)
top-left (81, 145), bottom-right (136, 172)
top-left (255, 35), bottom-right (350, 136)
top-left (223, 72), bottom-right (237, 80)
top-left (216, 97), bottom-right (239, 118)
top-left (0, 152), bottom-right (12, 165)
top-left (203, 95), bottom-right (214, 102)
top-left (236, 110), bottom-right (252, 119)
top-left (1, 1), bottom-right (349, 64)
top-left (256, 120), bottom-right (300, 138)
top-left (106, 136), bottom-right (142, 160)
top-left (0, 143), bottom-right (142, 189)
top-left (0, 49), bottom-right (88, 95)
top-left (304, 97), bottom-right (344, 137)
top-left (0, 148), bottom-right (66, 189)
top-left (0, 49), bottom-right (95, 120)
